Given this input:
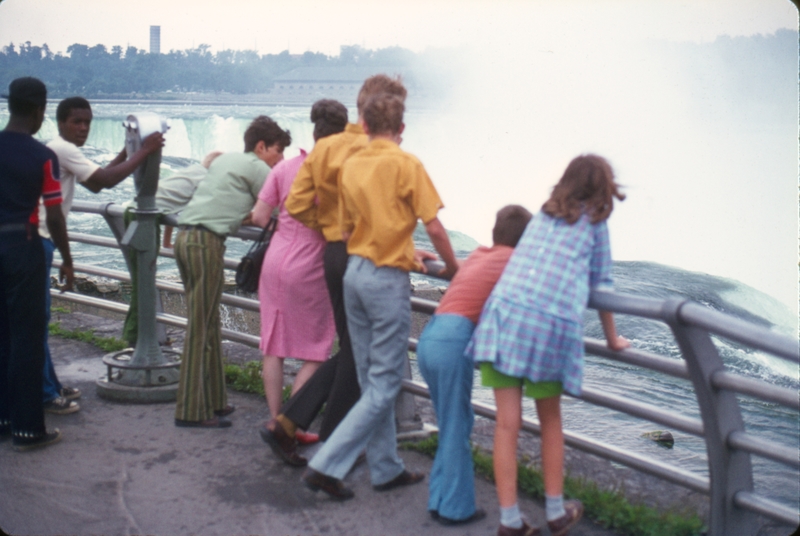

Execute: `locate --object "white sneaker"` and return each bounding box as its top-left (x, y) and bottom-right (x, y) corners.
top-left (44, 396), bottom-right (80, 415)
top-left (59, 386), bottom-right (81, 400)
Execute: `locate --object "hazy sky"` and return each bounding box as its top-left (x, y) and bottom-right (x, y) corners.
top-left (0, 0), bottom-right (796, 56)
top-left (0, 0), bottom-right (797, 312)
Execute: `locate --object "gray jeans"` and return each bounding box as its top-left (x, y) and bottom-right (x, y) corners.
top-left (308, 255), bottom-right (410, 485)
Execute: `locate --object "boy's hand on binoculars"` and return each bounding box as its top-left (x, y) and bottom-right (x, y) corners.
top-left (141, 132), bottom-right (165, 153)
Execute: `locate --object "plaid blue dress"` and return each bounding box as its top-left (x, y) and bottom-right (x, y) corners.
top-left (468, 211), bottom-right (613, 396)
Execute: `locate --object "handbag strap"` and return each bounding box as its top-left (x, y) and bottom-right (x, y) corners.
top-left (246, 216), bottom-right (277, 254)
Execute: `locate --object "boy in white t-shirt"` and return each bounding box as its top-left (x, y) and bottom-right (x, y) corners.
top-left (39, 96), bottom-right (163, 414)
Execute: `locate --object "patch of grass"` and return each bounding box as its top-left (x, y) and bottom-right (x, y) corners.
top-left (51, 306), bottom-right (71, 314)
top-left (401, 434), bottom-right (705, 536)
top-left (48, 322), bottom-right (128, 353)
top-left (223, 360), bottom-right (292, 402)
top-left (224, 360), bottom-right (265, 396)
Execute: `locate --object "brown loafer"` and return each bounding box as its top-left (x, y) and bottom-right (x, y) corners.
top-left (373, 469), bottom-right (425, 492)
top-left (259, 421), bottom-right (307, 467)
top-left (214, 404), bottom-right (235, 417)
top-left (497, 520), bottom-right (541, 536)
top-left (174, 417), bottom-right (231, 428)
top-left (547, 500), bottom-right (583, 536)
top-left (302, 468), bottom-right (354, 500)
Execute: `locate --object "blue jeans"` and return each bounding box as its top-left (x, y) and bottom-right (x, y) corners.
top-left (42, 238), bottom-right (62, 403)
top-left (417, 314), bottom-right (478, 520)
top-left (308, 256), bottom-right (410, 485)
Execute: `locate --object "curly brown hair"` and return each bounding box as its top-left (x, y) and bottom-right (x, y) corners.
top-left (541, 154), bottom-right (625, 224)
top-left (310, 99), bottom-right (348, 140)
top-left (243, 115), bottom-right (291, 153)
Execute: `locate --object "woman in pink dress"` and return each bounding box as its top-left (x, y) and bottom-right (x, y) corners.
top-left (251, 100), bottom-right (349, 424)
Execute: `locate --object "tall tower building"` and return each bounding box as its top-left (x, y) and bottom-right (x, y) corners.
top-left (149, 26), bottom-right (161, 54)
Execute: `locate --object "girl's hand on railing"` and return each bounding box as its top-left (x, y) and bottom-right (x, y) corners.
top-left (608, 336), bottom-right (630, 352)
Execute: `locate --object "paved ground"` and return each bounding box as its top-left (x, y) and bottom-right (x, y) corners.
top-left (0, 310), bottom-right (620, 536)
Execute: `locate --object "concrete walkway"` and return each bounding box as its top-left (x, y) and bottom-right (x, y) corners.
top-left (0, 311), bottom-right (620, 536)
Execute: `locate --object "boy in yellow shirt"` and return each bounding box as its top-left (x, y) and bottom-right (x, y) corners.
top-left (302, 93), bottom-right (459, 500)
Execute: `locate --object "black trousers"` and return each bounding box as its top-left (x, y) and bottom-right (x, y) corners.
top-left (282, 241), bottom-right (360, 441)
top-left (0, 229), bottom-right (47, 438)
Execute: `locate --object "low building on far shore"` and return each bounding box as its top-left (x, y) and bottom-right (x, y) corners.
top-left (270, 67), bottom-right (400, 106)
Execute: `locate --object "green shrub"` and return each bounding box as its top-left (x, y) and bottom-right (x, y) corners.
top-left (223, 360), bottom-right (292, 402)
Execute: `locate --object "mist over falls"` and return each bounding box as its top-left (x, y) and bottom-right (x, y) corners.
top-left (6, 28), bottom-right (795, 317)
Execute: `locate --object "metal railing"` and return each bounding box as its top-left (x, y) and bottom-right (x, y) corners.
top-left (59, 200), bottom-right (799, 535)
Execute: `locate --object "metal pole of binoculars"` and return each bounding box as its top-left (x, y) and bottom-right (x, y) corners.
top-left (97, 112), bottom-right (181, 402)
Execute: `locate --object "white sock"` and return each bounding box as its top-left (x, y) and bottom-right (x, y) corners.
top-left (545, 494), bottom-right (566, 521)
top-left (500, 503), bottom-right (523, 528)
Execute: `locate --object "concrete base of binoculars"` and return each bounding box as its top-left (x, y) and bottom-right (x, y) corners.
top-left (96, 348), bottom-right (181, 403)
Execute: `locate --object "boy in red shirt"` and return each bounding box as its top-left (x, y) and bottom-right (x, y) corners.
top-left (418, 205), bottom-right (532, 526)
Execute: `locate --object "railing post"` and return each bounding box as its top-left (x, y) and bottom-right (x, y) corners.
top-left (396, 350), bottom-right (424, 436)
top-left (662, 298), bottom-right (756, 536)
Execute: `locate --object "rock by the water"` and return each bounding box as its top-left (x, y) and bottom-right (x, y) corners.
top-left (641, 430), bottom-right (675, 449)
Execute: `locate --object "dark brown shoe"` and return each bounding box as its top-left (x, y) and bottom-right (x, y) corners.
top-left (259, 421), bottom-right (307, 467)
top-left (302, 468), bottom-right (354, 500)
top-left (547, 500), bottom-right (583, 536)
top-left (174, 417), bottom-right (231, 428)
top-left (373, 469), bottom-right (425, 492)
top-left (497, 520), bottom-right (541, 536)
top-left (214, 404), bottom-right (235, 417)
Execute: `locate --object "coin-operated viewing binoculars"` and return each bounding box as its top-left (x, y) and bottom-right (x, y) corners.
top-left (124, 113), bottom-right (168, 210)
top-left (98, 112), bottom-right (180, 402)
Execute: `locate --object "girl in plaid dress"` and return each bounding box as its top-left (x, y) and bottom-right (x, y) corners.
top-left (469, 154), bottom-right (630, 536)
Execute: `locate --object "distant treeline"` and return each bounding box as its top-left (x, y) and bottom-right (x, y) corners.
top-left (0, 42), bottom-right (450, 97)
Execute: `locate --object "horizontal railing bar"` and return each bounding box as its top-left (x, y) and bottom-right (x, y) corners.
top-left (69, 232), bottom-right (123, 250)
top-left (52, 260), bottom-right (262, 313)
top-left (68, 232), bottom-right (243, 271)
top-left (589, 290), bottom-right (673, 321)
top-left (578, 386), bottom-right (705, 436)
top-left (733, 491), bottom-right (800, 527)
top-left (727, 431), bottom-right (800, 469)
top-left (585, 338), bottom-right (690, 379)
top-left (70, 200), bottom-right (263, 241)
top-left (711, 370), bottom-right (799, 410)
top-left (52, 291), bottom-right (129, 315)
top-left (679, 302), bottom-right (799, 364)
top-left (402, 378), bottom-right (710, 495)
top-left (411, 296), bottom-right (438, 315)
